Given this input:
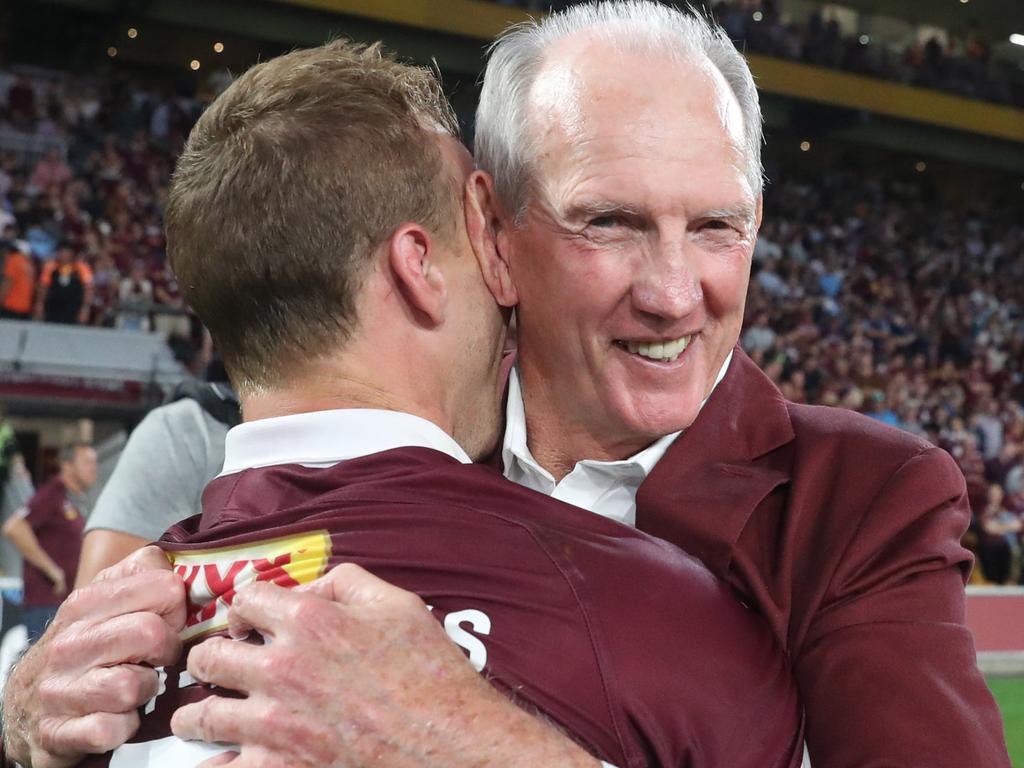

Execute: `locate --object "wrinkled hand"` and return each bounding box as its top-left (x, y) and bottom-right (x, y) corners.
top-left (173, 563), bottom-right (598, 768)
top-left (2, 546), bottom-right (186, 768)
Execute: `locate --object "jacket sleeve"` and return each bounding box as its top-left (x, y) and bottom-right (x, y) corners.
top-left (796, 446), bottom-right (1010, 768)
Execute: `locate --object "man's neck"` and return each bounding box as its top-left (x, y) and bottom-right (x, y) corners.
top-left (517, 377), bottom-right (656, 483)
top-left (240, 359), bottom-right (454, 439)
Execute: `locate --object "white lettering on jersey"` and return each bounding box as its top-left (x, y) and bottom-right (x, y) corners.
top-left (443, 609), bottom-right (491, 673)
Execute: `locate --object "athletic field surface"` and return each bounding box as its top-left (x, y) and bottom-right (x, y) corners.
top-left (991, 677), bottom-right (1024, 766)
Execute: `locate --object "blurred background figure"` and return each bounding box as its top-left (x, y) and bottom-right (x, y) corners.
top-left (0, 226), bottom-right (35, 320)
top-left (34, 239), bottom-right (93, 324)
top-left (2, 442), bottom-right (95, 643)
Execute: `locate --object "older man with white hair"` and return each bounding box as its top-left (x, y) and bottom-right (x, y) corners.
top-left (2, 3), bottom-right (1010, 768)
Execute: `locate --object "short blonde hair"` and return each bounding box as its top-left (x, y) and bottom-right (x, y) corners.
top-left (167, 40), bottom-right (459, 394)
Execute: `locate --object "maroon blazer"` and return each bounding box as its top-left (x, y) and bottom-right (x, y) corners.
top-left (636, 348), bottom-right (1010, 767)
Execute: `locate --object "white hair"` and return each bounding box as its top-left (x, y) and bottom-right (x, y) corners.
top-left (475, 0), bottom-right (764, 222)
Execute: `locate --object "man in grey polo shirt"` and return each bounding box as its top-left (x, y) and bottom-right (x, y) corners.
top-left (74, 382), bottom-right (237, 586)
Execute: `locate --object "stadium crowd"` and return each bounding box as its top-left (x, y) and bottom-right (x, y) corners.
top-left (1, 60), bottom-right (1022, 584)
top-left (747, 162), bottom-right (1024, 584)
top-left (0, 68), bottom-right (203, 366)
top-left (494, 0), bottom-right (1024, 107)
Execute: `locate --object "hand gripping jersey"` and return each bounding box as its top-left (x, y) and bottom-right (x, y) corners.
top-left (81, 447), bottom-right (803, 768)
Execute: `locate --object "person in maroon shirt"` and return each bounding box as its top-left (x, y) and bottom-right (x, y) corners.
top-left (2, 442), bottom-right (96, 642)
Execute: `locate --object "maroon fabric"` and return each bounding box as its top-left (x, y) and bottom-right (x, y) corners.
top-left (21, 476), bottom-right (84, 608)
top-left (83, 448), bottom-right (803, 768)
top-left (636, 347), bottom-right (1010, 768)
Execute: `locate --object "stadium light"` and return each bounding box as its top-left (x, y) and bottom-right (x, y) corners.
top-left (752, 11), bottom-right (763, 21)
top-left (915, 161), bottom-right (927, 173)
top-left (800, 141), bottom-right (811, 152)
top-left (214, 42), bottom-right (225, 53)
top-left (190, 59), bottom-right (201, 71)
top-left (859, 35), bottom-right (870, 45)
top-left (107, 47), bottom-right (117, 58)
top-left (1010, 34), bottom-right (1024, 47)
top-left (127, 28), bottom-right (138, 39)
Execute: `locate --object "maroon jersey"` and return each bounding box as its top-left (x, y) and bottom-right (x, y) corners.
top-left (86, 448), bottom-right (802, 768)
top-left (21, 476), bottom-right (85, 607)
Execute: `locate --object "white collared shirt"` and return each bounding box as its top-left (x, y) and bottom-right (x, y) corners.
top-left (218, 408), bottom-right (470, 476)
top-left (502, 352), bottom-right (733, 526)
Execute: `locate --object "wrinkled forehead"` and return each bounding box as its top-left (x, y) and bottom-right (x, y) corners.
top-left (528, 35), bottom-right (747, 179)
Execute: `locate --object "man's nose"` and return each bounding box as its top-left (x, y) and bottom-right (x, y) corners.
top-left (631, 244), bottom-right (703, 321)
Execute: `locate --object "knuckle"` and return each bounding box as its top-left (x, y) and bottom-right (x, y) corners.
top-left (106, 668), bottom-right (149, 711)
top-left (85, 712), bottom-right (135, 753)
top-left (290, 596), bottom-right (326, 627)
top-left (133, 612), bottom-right (170, 651)
top-left (393, 588), bottom-right (427, 616)
top-left (56, 587), bottom-right (87, 620)
top-left (257, 700), bottom-right (287, 733)
top-left (45, 631), bottom-right (77, 666)
top-left (37, 674), bottom-right (67, 709)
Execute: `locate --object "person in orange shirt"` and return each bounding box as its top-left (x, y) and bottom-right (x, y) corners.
top-left (0, 233), bottom-right (36, 320)
top-left (34, 240), bottom-right (93, 324)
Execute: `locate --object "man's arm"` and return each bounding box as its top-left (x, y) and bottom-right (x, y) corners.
top-left (172, 564), bottom-right (603, 768)
top-left (2, 547), bottom-right (185, 768)
top-left (796, 447), bottom-right (1010, 768)
top-left (3, 514), bottom-right (65, 594)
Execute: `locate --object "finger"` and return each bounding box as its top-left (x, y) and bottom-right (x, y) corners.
top-left (95, 545), bottom-right (172, 582)
top-left (39, 710), bottom-right (141, 757)
top-left (172, 696), bottom-right (251, 746)
top-left (59, 610), bottom-right (182, 669)
top-left (305, 562), bottom-right (421, 610)
top-left (225, 582), bottom-right (315, 641)
top-left (186, 637), bottom-right (267, 693)
top-left (56, 569), bottom-right (186, 630)
top-left (43, 664), bottom-right (159, 717)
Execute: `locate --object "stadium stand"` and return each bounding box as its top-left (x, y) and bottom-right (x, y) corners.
top-left (493, 0), bottom-right (1024, 107)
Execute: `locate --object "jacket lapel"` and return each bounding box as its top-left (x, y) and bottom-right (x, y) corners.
top-left (636, 348), bottom-right (795, 576)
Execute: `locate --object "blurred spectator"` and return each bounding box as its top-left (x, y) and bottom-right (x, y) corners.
top-left (28, 148), bottom-right (71, 195)
top-left (978, 484), bottom-right (1023, 585)
top-left (34, 241), bottom-right (93, 324)
top-left (2, 442), bottom-right (96, 643)
top-left (116, 259), bottom-right (153, 331)
top-left (1, 233), bottom-right (35, 320)
top-left (742, 310), bottom-right (776, 353)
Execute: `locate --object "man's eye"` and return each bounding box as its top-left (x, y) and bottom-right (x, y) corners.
top-left (589, 216), bottom-right (623, 228)
top-left (702, 220), bottom-right (731, 231)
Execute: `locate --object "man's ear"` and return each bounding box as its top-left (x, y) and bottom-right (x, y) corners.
top-left (387, 224), bottom-right (446, 327)
top-left (465, 170), bottom-right (518, 308)
top-left (754, 193), bottom-right (764, 232)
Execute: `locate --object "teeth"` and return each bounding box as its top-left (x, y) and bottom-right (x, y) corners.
top-left (624, 335), bottom-right (691, 362)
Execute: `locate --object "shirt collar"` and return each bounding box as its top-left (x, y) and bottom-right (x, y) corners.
top-left (502, 350), bottom-right (734, 480)
top-left (220, 408), bottom-right (471, 477)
